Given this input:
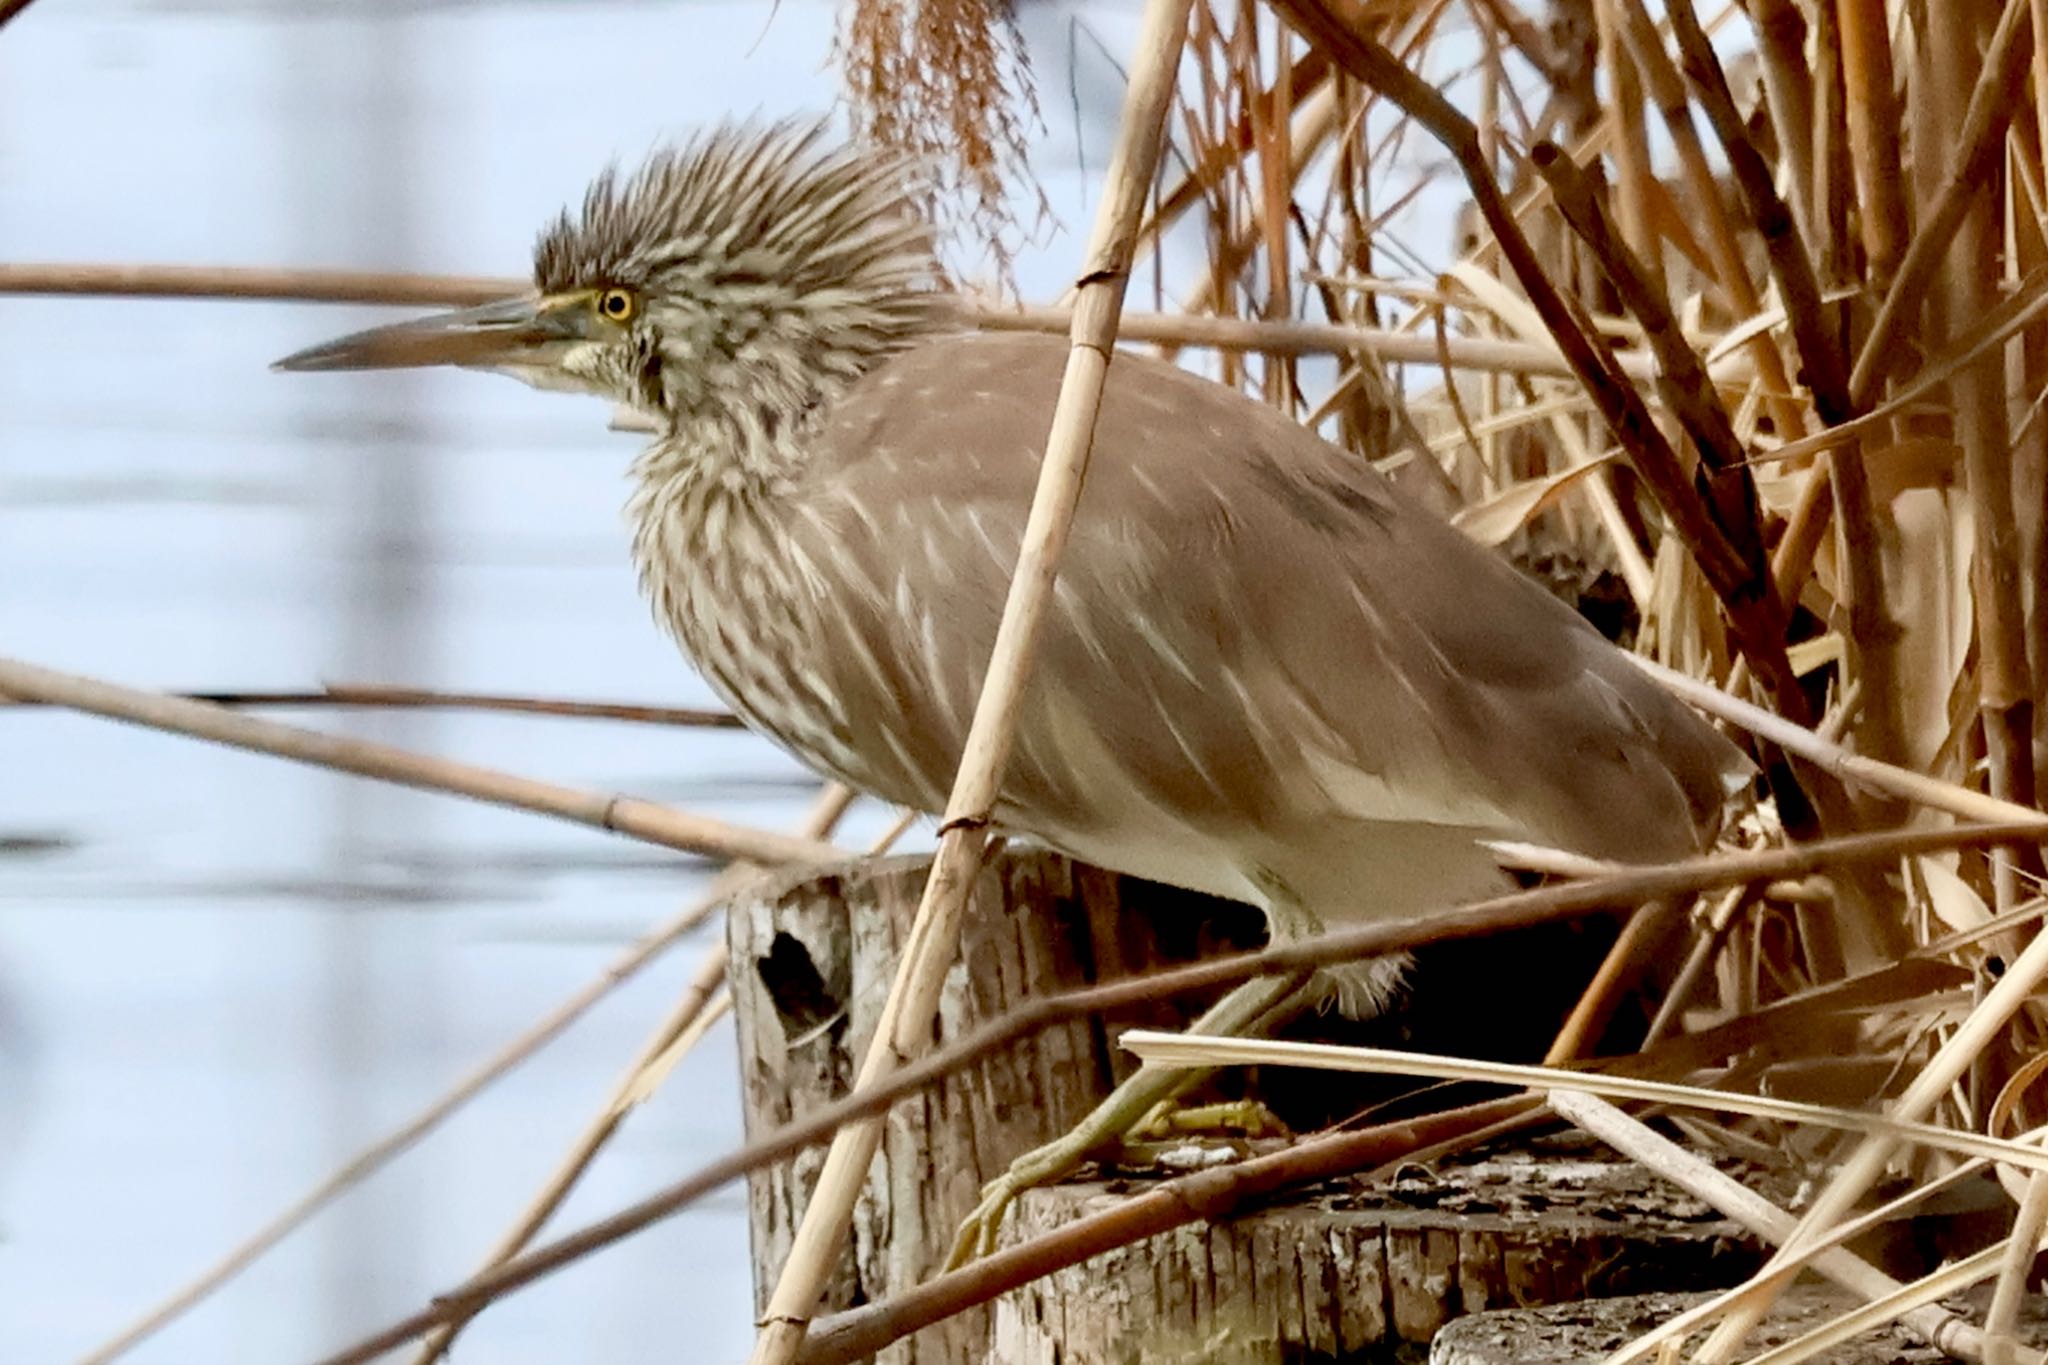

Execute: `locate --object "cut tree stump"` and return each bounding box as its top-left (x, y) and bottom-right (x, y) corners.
top-left (1431, 1284), bottom-right (2048, 1363)
top-left (989, 1140), bottom-right (1761, 1364)
top-left (726, 848), bottom-right (1751, 1363)
top-left (727, 847), bottom-right (1264, 1365)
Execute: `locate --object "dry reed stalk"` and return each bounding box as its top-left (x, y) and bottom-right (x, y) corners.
top-left (1131, 49), bottom-right (1332, 266)
top-left (745, 1), bottom-right (1195, 1357)
top-left (1986, 1154), bottom-right (2048, 1365)
top-left (1613, 0), bottom-right (1805, 440)
top-left (0, 656), bottom-right (837, 868)
top-left (1664, 0), bottom-right (1909, 778)
top-left (1850, 0), bottom-right (2033, 407)
top-left (1929, 2), bottom-right (2045, 896)
top-left (1746, 0), bottom-right (1818, 239)
top-left (1633, 655), bottom-right (2047, 826)
top-left (1541, 898), bottom-right (1681, 1064)
top-left (0, 258), bottom-right (1672, 378)
top-left (81, 784), bottom-right (855, 1365)
top-left (0, 261), bottom-right (515, 304)
top-left (1836, 0), bottom-right (1907, 287)
top-left (415, 803), bottom-right (911, 1363)
top-left (1266, 0), bottom-right (1813, 730)
top-left (1695, 910), bottom-right (2048, 1356)
top-left (1596, 0), bottom-right (1662, 298)
top-left (1550, 1092), bottom-right (2017, 1364)
top-left (0, 684), bottom-right (743, 728)
top-left (311, 818), bottom-right (2048, 1364)
top-left (1532, 142), bottom-right (1766, 570)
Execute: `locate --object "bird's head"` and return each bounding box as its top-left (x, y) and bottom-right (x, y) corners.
top-left (276, 120), bottom-right (947, 436)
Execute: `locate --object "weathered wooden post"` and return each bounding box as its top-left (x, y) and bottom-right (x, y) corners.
top-left (727, 850), bottom-right (1771, 1363)
top-left (727, 847), bottom-right (1263, 1363)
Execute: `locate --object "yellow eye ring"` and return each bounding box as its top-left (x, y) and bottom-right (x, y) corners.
top-left (596, 288), bottom-right (637, 322)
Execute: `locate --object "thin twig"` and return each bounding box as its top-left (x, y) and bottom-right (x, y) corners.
top-left (81, 785), bottom-right (856, 1365)
top-left (309, 818), bottom-right (2048, 1364)
top-left (0, 262), bottom-right (517, 305)
top-left (0, 261), bottom-right (1677, 379)
top-left (1634, 654), bottom-right (2048, 826)
top-left (0, 684), bottom-right (742, 728)
top-left (0, 656), bottom-right (835, 868)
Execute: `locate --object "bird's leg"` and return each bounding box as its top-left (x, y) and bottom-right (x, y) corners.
top-left (945, 969), bottom-right (1313, 1267)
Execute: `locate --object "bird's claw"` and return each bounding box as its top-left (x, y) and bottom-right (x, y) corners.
top-left (944, 1140), bottom-right (1089, 1269)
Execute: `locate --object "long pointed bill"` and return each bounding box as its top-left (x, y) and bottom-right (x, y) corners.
top-left (272, 295), bottom-right (591, 372)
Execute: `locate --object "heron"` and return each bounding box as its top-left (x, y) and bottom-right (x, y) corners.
top-left (278, 118), bottom-right (1753, 1256)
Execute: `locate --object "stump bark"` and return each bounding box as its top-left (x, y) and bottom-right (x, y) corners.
top-left (1431, 1285), bottom-right (2048, 1364)
top-left (726, 848), bottom-right (1263, 1364)
top-left (990, 1143), bottom-right (1761, 1363)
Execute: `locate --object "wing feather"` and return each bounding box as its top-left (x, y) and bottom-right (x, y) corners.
top-left (787, 332), bottom-right (1748, 865)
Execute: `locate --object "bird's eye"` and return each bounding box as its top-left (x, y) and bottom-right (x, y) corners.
top-left (596, 288), bottom-right (637, 323)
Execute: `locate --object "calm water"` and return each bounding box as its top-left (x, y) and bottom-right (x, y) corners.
top-left (0, 1), bottom-right (1150, 1359)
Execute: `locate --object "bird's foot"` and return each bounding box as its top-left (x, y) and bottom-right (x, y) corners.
top-left (1127, 1097), bottom-right (1291, 1145)
top-left (1108, 1098), bottom-right (1292, 1172)
top-left (946, 1124), bottom-right (1110, 1269)
top-left (944, 971), bottom-right (1312, 1269)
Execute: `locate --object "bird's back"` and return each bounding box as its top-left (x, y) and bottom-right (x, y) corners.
top-left (669, 332), bottom-right (1749, 917)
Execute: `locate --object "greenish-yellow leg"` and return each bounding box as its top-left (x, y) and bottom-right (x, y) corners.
top-left (945, 969), bottom-right (1313, 1267)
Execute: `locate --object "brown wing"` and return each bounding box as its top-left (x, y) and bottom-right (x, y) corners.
top-left (784, 332), bottom-right (1748, 866)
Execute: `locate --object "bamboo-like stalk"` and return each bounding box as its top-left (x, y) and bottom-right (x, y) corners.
top-left (1664, 0), bottom-right (1909, 779)
top-left (1747, 0), bottom-right (1820, 242)
top-left (1985, 1156), bottom-right (2048, 1365)
top-left (1931, 1), bottom-right (2044, 895)
top-left (80, 783), bottom-right (855, 1365)
top-left (744, 0), bottom-right (1195, 1357)
top-left (1533, 142), bottom-right (1766, 571)
top-left (307, 817), bottom-right (2048, 1364)
top-left (1611, 0), bottom-right (1806, 441)
top-left (1849, 0), bottom-right (2034, 406)
top-left (0, 684), bottom-right (743, 728)
top-left (1836, 0), bottom-right (1908, 288)
top-left (0, 656), bottom-right (836, 868)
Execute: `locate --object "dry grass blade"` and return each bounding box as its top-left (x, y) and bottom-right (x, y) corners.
top-left (1555, 1093), bottom-right (2018, 1365)
top-left (1116, 1033), bottom-right (2048, 1171)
